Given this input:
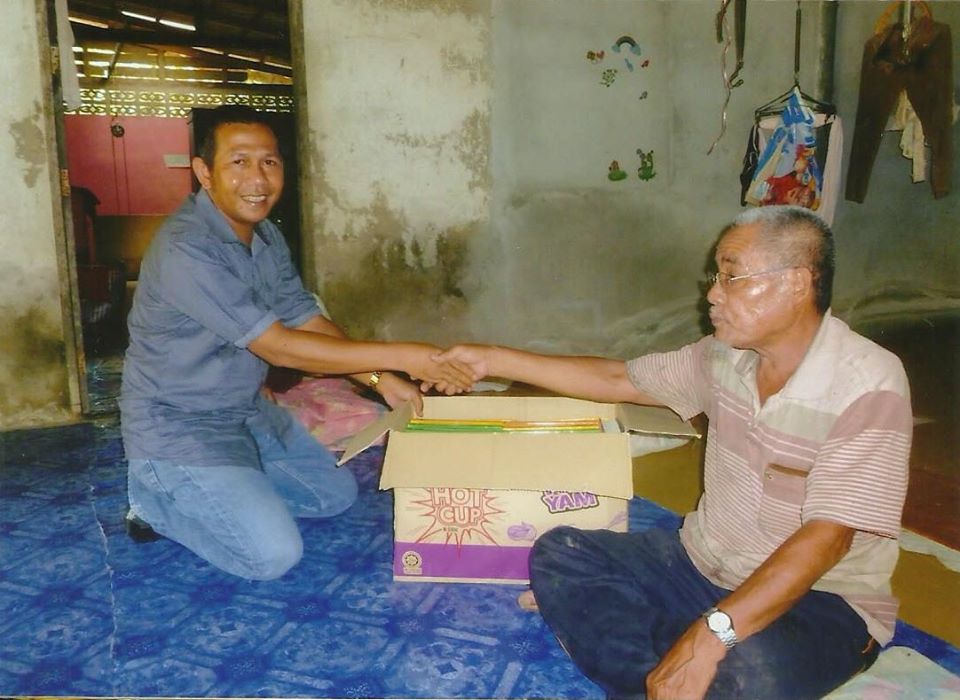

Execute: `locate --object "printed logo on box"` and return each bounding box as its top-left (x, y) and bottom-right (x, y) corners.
top-left (408, 487), bottom-right (505, 548)
top-left (401, 550), bottom-right (423, 575)
top-left (540, 490), bottom-right (600, 513)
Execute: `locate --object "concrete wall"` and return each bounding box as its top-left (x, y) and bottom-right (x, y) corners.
top-left (298, 0), bottom-right (959, 358)
top-left (0, 0), bottom-right (77, 428)
top-left (296, 0), bottom-right (492, 345)
top-left (833, 1), bottom-right (960, 326)
top-left (2, 0), bottom-right (957, 428)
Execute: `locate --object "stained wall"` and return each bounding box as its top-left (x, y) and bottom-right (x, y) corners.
top-left (297, 0), bottom-right (959, 359)
top-left (296, 0), bottom-right (492, 346)
top-left (0, 0), bottom-right (76, 428)
top-left (2, 0), bottom-right (958, 429)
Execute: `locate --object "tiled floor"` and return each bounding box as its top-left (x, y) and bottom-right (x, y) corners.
top-left (0, 420), bottom-right (605, 698)
top-left (1, 417), bottom-right (957, 698)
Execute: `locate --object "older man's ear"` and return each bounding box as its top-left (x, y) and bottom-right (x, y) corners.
top-left (790, 267), bottom-right (814, 303)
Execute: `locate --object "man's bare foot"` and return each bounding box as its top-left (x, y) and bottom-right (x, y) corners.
top-left (517, 589), bottom-right (539, 612)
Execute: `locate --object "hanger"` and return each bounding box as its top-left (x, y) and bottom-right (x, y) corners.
top-left (872, 0), bottom-right (933, 61)
top-left (755, 82), bottom-right (835, 120)
top-left (754, 0), bottom-right (835, 120)
top-left (715, 0), bottom-right (747, 88)
top-left (873, 0), bottom-right (932, 37)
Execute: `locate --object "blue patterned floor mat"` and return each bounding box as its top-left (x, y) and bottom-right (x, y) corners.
top-left (1, 420), bottom-right (958, 697)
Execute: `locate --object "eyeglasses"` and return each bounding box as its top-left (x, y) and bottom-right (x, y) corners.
top-left (706, 266), bottom-right (797, 288)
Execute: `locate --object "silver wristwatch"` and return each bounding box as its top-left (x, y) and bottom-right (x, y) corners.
top-left (703, 607), bottom-right (738, 649)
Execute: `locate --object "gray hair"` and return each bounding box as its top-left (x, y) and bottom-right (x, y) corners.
top-left (727, 206), bottom-right (834, 314)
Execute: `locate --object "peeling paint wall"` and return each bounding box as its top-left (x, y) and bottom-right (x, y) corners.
top-left (297, 0), bottom-right (960, 357)
top-left (299, 0), bottom-right (491, 345)
top-left (0, 0), bottom-right (74, 428)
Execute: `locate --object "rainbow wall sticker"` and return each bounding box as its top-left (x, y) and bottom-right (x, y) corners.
top-left (612, 35), bottom-right (642, 71)
top-left (588, 34), bottom-right (650, 86)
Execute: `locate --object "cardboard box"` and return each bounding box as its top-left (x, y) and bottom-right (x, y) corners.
top-left (339, 395), bottom-right (699, 584)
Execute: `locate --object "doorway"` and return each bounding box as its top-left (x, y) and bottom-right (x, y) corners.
top-left (58, 0), bottom-right (297, 415)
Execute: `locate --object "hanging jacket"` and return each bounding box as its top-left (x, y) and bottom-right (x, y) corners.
top-left (846, 15), bottom-right (953, 202)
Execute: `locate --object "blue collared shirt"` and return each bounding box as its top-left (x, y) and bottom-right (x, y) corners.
top-left (120, 190), bottom-right (322, 467)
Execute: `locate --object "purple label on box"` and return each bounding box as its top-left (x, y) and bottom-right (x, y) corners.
top-left (394, 541), bottom-right (532, 580)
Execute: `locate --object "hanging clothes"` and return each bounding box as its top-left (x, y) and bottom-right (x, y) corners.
top-left (888, 92), bottom-right (928, 184)
top-left (816, 116), bottom-right (844, 225)
top-left (740, 111), bottom-right (843, 225)
top-left (885, 92), bottom-right (960, 185)
top-left (845, 13), bottom-right (953, 202)
top-left (738, 1), bottom-right (840, 222)
top-left (744, 91), bottom-right (826, 212)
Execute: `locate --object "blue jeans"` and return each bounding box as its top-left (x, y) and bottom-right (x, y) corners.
top-left (127, 417), bottom-right (357, 580)
top-left (529, 527), bottom-right (879, 700)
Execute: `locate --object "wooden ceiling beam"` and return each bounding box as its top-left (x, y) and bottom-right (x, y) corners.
top-left (71, 23), bottom-right (289, 58)
top-left (74, 44), bottom-right (292, 80)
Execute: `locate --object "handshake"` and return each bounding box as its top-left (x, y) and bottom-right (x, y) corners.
top-left (359, 343), bottom-right (497, 415)
top-left (406, 343), bottom-right (491, 396)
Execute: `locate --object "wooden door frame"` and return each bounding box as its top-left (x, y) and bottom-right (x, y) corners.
top-left (40, 0), bottom-right (90, 416)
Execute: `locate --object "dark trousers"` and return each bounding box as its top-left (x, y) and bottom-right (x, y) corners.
top-left (529, 526), bottom-right (879, 700)
top-left (846, 17), bottom-right (953, 202)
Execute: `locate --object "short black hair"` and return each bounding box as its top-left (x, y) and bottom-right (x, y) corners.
top-left (196, 104), bottom-right (278, 167)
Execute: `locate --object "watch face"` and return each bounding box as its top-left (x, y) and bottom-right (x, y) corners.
top-left (707, 610), bottom-right (731, 632)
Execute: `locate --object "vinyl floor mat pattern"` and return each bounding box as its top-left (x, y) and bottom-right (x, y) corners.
top-left (0, 420), bottom-right (957, 698)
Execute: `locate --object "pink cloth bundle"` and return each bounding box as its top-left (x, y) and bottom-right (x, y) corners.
top-left (273, 377), bottom-right (387, 451)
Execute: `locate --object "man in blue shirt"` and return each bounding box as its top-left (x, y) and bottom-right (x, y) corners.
top-left (120, 105), bottom-right (473, 580)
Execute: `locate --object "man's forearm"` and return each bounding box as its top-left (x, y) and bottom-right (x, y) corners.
top-left (295, 314), bottom-right (382, 385)
top-left (251, 322), bottom-right (427, 376)
top-left (485, 346), bottom-right (660, 405)
top-left (715, 519), bottom-right (854, 641)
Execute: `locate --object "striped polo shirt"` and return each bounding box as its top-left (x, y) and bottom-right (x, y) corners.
top-left (626, 311), bottom-right (912, 645)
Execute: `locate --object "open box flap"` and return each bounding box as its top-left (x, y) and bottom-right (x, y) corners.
top-left (379, 431), bottom-right (634, 499)
top-left (616, 404), bottom-right (701, 439)
top-left (337, 401), bottom-right (415, 466)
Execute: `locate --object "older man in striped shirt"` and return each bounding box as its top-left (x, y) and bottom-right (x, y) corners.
top-left (436, 205), bottom-right (912, 700)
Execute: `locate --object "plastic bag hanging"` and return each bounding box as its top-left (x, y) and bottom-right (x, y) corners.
top-left (746, 90), bottom-right (824, 211)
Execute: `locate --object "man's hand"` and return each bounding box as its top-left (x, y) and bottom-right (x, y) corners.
top-left (372, 372), bottom-right (425, 415)
top-left (406, 344), bottom-right (479, 394)
top-left (431, 344), bottom-right (493, 384)
top-left (646, 619), bottom-right (726, 700)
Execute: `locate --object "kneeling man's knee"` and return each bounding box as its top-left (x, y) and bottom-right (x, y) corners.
top-left (243, 534), bottom-right (304, 581)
